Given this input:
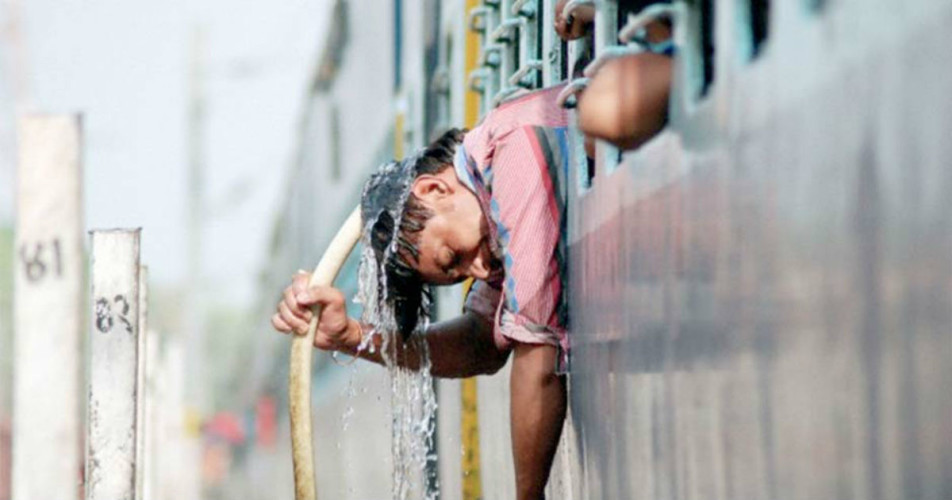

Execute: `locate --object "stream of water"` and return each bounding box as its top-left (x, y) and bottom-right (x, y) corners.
top-left (354, 241), bottom-right (441, 500)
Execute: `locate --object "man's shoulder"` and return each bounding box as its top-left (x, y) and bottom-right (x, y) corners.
top-left (484, 84), bottom-right (570, 131)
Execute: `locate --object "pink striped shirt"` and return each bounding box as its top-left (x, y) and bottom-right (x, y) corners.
top-left (455, 85), bottom-right (572, 372)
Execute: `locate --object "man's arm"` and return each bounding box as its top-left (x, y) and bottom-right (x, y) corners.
top-left (509, 343), bottom-right (566, 500)
top-left (272, 273), bottom-right (509, 378)
top-left (338, 310), bottom-right (510, 378)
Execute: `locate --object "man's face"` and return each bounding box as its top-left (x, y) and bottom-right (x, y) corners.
top-left (409, 169), bottom-right (502, 286)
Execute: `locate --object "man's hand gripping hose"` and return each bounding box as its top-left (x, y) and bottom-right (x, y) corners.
top-left (289, 206), bottom-right (362, 500)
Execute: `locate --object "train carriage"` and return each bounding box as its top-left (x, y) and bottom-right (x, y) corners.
top-left (260, 0), bottom-right (952, 498)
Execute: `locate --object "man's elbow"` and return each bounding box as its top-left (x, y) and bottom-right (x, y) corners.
top-left (477, 346), bottom-right (511, 376)
top-left (577, 53), bottom-right (672, 151)
top-left (468, 314), bottom-right (510, 376)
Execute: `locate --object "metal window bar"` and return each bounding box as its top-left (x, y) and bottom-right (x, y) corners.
top-left (592, 0), bottom-right (621, 175)
top-left (560, 3), bottom-right (592, 191)
top-left (468, 1), bottom-right (502, 114)
top-left (618, 3), bottom-right (678, 43)
top-left (511, 0), bottom-right (535, 16)
top-left (508, 59), bottom-right (543, 87)
top-left (489, 0), bottom-right (519, 107)
top-left (559, 2), bottom-right (683, 180)
top-left (467, 1), bottom-right (546, 114)
top-left (464, 0), bottom-right (544, 110)
top-left (560, 0), bottom-right (597, 102)
top-left (478, 44), bottom-right (505, 68)
top-left (556, 77), bottom-right (590, 109)
top-left (509, 0), bottom-right (541, 89)
top-left (557, 0), bottom-right (597, 109)
top-left (562, 0), bottom-right (596, 20)
top-left (489, 17), bottom-right (521, 44)
top-left (468, 67), bottom-right (495, 93)
top-left (468, 6), bottom-right (494, 31)
top-left (559, 2), bottom-right (681, 108)
top-left (491, 87), bottom-right (524, 107)
top-left (494, 0), bottom-right (544, 106)
top-left (581, 4), bottom-right (680, 77)
top-left (540, 0), bottom-right (565, 85)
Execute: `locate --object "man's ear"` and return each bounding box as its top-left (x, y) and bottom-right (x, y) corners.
top-left (411, 175), bottom-right (451, 203)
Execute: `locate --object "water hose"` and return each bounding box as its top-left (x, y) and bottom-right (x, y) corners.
top-left (289, 206), bottom-right (362, 500)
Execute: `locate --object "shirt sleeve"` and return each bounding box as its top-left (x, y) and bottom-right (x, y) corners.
top-left (462, 279), bottom-right (501, 323)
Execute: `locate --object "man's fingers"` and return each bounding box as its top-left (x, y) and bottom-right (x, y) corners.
top-left (275, 275), bottom-right (346, 340)
top-left (553, 0), bottom-right (593, 41)
top-left (295, 285), bottom-right (344, 309)
top-left (279, 302), bottom-right (311, 335)
top-left (554, 16), bottom-right (567, 36)
top-left (283, 287), bottom-right (312, 321)
top-left (271, 313), bottom-right (292, 334)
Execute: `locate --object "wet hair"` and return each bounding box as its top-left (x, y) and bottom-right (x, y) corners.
top-left (368, 128), bottom-right (465, 337)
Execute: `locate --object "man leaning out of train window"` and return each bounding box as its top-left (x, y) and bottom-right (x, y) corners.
top-left (555, 0), bottom-right (674, 151)
top-left (274, 88), bottom-right (577, 498)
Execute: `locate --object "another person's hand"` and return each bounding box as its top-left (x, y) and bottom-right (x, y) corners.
top-left (271, 271), bottom-right (361, 351)
top-left (577, 53), bottom-right (672, 150)
top-left (554, 0), bottom-right (594, 40)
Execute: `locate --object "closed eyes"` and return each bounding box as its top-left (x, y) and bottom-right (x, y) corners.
top-left (441, 249), bottom-right (460, 277)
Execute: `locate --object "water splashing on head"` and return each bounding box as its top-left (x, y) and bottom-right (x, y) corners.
top-left (355, 129), bottom-right (465, 500)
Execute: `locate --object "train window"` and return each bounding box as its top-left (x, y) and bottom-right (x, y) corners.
top-left (484, 0), bottom-right (542, 107)
top-left (558, 39), bottom-right (569, 80)
top-left (394, 0), bottom-right (404, 90)
top-left (698, 0), bottom-right (715, 97)
top-left (680, 0), bottom-right (717, 100)
top-left (558, 1), bottom-right (682, 190)
top-left (603, 1), bottom-right (665, 174)
top-left (744, 0), bottom-right (769, 60)
top-left (423, 0), bottom-right (444, 138)
top-left (578, 150), bottom-right (595, 191)
top-left (467, 2), bottom-right (495, 116)
top-left (805, 0), bottom-right (826, 13)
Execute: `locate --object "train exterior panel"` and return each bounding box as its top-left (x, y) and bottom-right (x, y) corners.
top-left (252, 0), bottom-right (952, 498)
top-left (567, 1), bottom-right (952, 499)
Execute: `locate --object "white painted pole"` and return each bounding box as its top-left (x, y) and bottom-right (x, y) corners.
top-left (12, 114), bottom-right (84, 500)
top-left (134, 265), bottom-right (149, 500)
top-left (141, 331), bottom-right (159, 500)
top-left (86, 229), bottom-right (141, 500)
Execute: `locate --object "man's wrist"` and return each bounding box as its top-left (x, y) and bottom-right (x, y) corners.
top-left (337, 318), bottom-right (364, 352)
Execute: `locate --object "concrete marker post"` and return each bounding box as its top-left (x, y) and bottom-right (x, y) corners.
top-left (86, 229), bottom-right (141, 500)
top-left (134, 265), bottom-right (149, 500)
top-left (12, 114), bottom-right (85, 500)
top-left (141, 330), bottom-right (159, 500)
